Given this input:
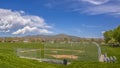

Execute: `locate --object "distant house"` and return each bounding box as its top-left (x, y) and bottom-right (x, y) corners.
top-left (12, 40), bottom-right (19, 42)
top-left (2, 40), bottom-right (5, 42)
top-left (49, 40), bottom-right (54, 44)
top-left (23, 39), bottom-right (29, 43)
top-left (60, 41), bottom-right (65, 44)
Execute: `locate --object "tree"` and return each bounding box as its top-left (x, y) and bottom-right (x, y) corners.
top-left (103, 25), bottom-right (120, 46)
top-left (64, 38), bottom-right (69, 43)
top-left (103, 30), bottom-right (113, 43)
top-left (108, 38), bottom-right (116, 44)
top-left (113, 25), bottom-right (120, 44)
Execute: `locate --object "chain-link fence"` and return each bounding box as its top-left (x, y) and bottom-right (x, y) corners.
top-left (17, 42), bottom-right (98, 62)
top-left (44, 42), bottom-right (98, 62)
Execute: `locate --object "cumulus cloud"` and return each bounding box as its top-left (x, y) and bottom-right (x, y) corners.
top-left (12, 26), bottom-right (52, 35)
top-left (0, 8), bottom-right (53, 35)
top-left (12, 26), bottom-right (38, 34)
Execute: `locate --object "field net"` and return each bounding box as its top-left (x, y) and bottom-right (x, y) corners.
top-left (17, 42), bottom-right (98, 62)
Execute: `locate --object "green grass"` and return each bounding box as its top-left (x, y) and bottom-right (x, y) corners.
top-left (44, 42), bottom-right (98, 61)
top-left (0, 42), bottom-right (120, 68)
top-left (66, 45), bottom-right (120, 68)
top-left (0, 42), bottom-right (62, 68)
top-left (101, 45), bottom-right (120, 63)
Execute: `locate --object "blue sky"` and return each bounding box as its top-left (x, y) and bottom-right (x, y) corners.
top-left (0, 0), bottom-right (120, 38)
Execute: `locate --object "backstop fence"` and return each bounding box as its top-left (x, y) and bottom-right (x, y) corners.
top-left (17, 42), bottom-right (98, 62)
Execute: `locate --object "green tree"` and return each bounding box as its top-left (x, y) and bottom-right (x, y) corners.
top-left (113, 25), bottom-right (120, 44)
top-left (103, 25), bottom-right (120, 46)
top-left (64, 38), bottom-right (68, 43)
top-left (108, 38), bottom-right (116, 44)
top-left (103, 30), bottom-right (113, 43)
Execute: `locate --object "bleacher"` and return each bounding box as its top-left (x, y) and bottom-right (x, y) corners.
top-left (103, 53), bottom-right (117, 63)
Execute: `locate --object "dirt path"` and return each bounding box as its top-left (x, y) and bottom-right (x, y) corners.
top-left (19, 49), bottom-right (83, 53)
top-left (46, 54), bottom-right (78, 59)
top-left (19, 56), bottom-right (42, 62)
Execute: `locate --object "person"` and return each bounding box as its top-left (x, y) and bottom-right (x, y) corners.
top-left (63, 59), bottom-right (67, 65)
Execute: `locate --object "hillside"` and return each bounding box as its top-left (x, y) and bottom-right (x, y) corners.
top-left (24, 34), bottom-right (81, 42)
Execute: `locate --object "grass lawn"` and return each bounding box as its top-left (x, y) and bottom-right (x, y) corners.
top-left (0, 42), bottom-right (119, 68)
top-left (44, 42), bottom-right (98, 61)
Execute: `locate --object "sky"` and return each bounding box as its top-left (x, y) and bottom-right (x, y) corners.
top-left (0, 0), bottom-right (120, 38)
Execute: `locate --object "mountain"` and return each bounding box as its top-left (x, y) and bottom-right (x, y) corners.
top-left (24, 34), bottom-right (81, 42)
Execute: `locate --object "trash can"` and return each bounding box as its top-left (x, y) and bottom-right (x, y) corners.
top-left (63, 59), bottom-right (67, 65)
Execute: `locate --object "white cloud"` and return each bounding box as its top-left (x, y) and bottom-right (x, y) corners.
top-left (0, 8), bottom-right (53, 35)
top-left (43, 0), bottom-right (120, 17)
top-left (101, 31), bottom-right (105, 34)
top-left (48, 0), bottom-right (119, 17)
top-left (83, 4), bottom-right (120, 15)
top-left (71, 0), bottom-right (120, 16)
top-left (12, 26), bottom-right (53, 35)
top-left (81, 0), bottom-right (109, 5)
top-left (39, 29), bottom-right (53, 34)
top-left (0, 24), bottom-right (12, 29)
top-left (12, 26), bottom-right (37, 34)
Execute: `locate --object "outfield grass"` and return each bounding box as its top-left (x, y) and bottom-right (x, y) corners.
top-left (0, 42), bottom-right (119, 68)
top-left (44, 42), bottom-right (98, 61)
